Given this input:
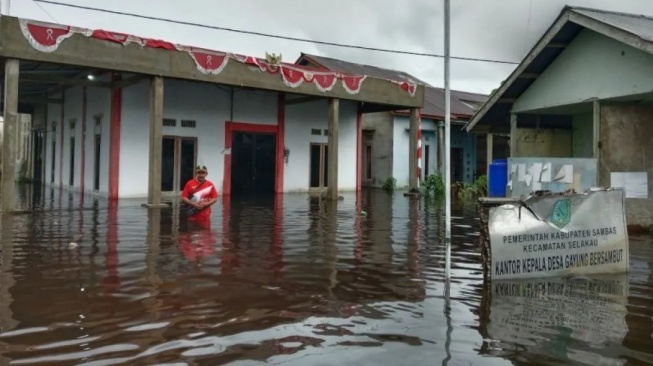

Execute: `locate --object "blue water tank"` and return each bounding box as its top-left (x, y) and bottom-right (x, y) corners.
top-left (488, 159), bottom-right (508, 197)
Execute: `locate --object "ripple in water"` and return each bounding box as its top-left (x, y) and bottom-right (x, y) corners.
top-left (0, 186), bottom-right (651, 365)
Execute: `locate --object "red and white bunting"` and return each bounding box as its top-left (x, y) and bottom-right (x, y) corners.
top-left (176, 47), bottom-right (229, 75)
top-left (281, 66), bottom-right (304, 88)
top-left (310, 73), bottom-right (338, 92)
top-left (17, 18), bottom-right (414, 97)
top-left (342, 75), bottom-right (367, 95)
top-left (19, 19), bottom-right (75, 53)
top-left (90, 30), bottom-right (146, 47)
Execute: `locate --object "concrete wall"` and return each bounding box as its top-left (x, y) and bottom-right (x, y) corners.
top-left (44, 79), bottom-right (112, 194)
top-left (513, 29), bottom-right (653, 113)
top-left (44, 78), bottom-right (358, 198)
top-left (600, 104), bottom-right (653, 228)
top-left (361, 112), bottom-right (394, 187)
top-left (392, 116), bottom-right (477, 186)
top-left (514, 128), bottom-right (572, 157)
top-left (572, 112), bottom-right (593, 158)
top-left (285, 98), bottom-right (358, 192)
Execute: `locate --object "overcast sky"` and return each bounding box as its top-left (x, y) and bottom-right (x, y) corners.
top-left (10, 0), bottom-right (653, 95)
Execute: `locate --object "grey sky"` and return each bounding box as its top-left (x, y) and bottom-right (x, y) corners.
top-left (11, 0), bottom-right (653, 95)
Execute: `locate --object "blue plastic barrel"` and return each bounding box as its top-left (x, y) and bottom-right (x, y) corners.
top-left (488, 159), bottom-right (508, 197)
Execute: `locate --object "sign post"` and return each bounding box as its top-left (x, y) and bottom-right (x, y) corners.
top-left (488, 189), bottom-right (629, 280)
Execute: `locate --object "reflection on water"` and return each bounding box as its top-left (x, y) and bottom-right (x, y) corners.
top-left (0, 185), bottom-right (651, 365)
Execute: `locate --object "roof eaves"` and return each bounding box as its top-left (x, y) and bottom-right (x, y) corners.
top-left (464, 9), bottom-right (573, 133)
top-left (567, 9), bottom-right (653, 56)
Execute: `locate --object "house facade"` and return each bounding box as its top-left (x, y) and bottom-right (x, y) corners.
top-left (465, 6), bottom-right (653, 229)
top-left (1, 16), bottom-right (425, 211)
top-left (296, 53), bottom-right (494, 188)
top-left (40, 80), bottom-right (364, 198)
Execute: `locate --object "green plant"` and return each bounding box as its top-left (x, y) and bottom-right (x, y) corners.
top-left (422, 173), bottom-right (445, 198)
top-left (382, 177), bottom-right (396, 193)
top-left (455, 175), bottom-right (488, 201)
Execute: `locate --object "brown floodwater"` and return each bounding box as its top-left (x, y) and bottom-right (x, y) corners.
top-left (0, 185), bottom-right (652, 365)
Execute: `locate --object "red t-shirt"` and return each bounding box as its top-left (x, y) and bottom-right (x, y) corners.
top-left (181, 178), bottom-right (219, 221)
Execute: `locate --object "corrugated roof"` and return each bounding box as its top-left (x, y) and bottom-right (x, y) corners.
top-left (299, 53), bottom-right (430, 85)
top-left (298, 53), bottom-right (488, 119)
top-left (464, 6), bottom-right (653, 133)
top-left (422, 87), bottom-right (488, 120)
top-left (572, 7), bottom-right (653, 42)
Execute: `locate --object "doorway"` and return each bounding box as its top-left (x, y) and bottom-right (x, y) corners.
top-left (50, 138), bottom-right (56, 184)
top-left (309, 143), bottom-right (328, 189)
top-left (230, 132), bottom-right (276, 196)
top-left (424, 144), bottom-right (430, 179)
top-left (69, 137), bottom-right (75, 186)
top-left (451, 147), bottom-right (464, 183)
top-left (363, 143), bottom-right (372, 182)
top-left (93, 135), bottom-right (101, 191)
top-left (161, 136), bottom-right (197, 192)
top-left (32, 130), bottom-right (44, 182)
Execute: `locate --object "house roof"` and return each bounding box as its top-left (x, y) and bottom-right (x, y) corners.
top-left (297, 53), bottom-right (431, 85)
top-left (464, 6), bottom-right (653, 133)
top-left (297, 53), bottom-right (488, 121)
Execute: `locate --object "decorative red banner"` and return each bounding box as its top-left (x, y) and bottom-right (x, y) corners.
top-left (311, 73), bottom-right (338, 92)
top-left (19, 20), bottom-right (74, 52)
top-left (181, 48), bottom-right (230, 75)
top-left (18, 18), bottom-right (416, 97)
top-left (342, 75), bottom-right (367, 95)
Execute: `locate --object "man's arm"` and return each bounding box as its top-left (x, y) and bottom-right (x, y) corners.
top-left (203, 186), bottom-right (219, 207)
top-left (181, 183), bottom-right (201, 208)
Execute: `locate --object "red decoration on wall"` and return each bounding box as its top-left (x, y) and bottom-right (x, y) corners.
top-left (309, 72), bottom-right (338, 92)
top-left (342, 75), bottom-right (367, 95)
top-left (90, 30), bottom-right (144, 46)
top-left (392, 81), bottom-right (417, 96)
top-left (19, 20), bottom-right (74, 52)
top-left (281, 67), bottom-right (305, 88)
top-left (177, 47), bottom-right (229, 75)
top-left (18, 18), bottom-right (416, 97)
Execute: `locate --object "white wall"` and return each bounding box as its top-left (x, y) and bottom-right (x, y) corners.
top-left (285, 99), bottom-right (358, 192)
top-left (45, 98), bottom-right (61, 186)
top-left (514, 29), bottom-right (653, 112)
top-left (45, 76), bottom-right (112, 194)
top-left (86, 85), bottom-right (112, 193)
top-left (392, 116), bottom-right (438, 188)
top-left (45, 78), bottom-right (359, 198)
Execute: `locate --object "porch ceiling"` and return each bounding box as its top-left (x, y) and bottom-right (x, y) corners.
top-left (0, 16), bottom-right (424, 112)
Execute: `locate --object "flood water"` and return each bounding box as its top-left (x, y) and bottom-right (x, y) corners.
top-left (0, 185), bottom-right (652, 365)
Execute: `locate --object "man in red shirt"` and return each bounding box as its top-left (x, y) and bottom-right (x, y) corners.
top-left (181, 164), bottom-right (219, 227)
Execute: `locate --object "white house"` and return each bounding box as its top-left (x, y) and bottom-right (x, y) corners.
top-left (295, 54), bottom-right (503, 189)
top-left (0, 16), bottom-right (424, 210)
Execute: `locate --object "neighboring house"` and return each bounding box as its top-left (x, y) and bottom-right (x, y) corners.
top-left (296, 53), bottom-right (502, 188)
top-left (464, 6), bottom-right (653, 229)
top-left (0, 16), bottom-right (423, 210)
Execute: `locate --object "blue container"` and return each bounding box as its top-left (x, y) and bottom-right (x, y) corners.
top-left (488, 159), bottom-right (508, 197)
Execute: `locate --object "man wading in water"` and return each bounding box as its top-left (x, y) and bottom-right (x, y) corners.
top-left (181, 164), bottom-right (219, 228)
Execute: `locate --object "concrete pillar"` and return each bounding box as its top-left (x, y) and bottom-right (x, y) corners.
top-left (509, 113), bottom-right (517, 157)
top-left (592, 100), bottom-right (600, 159)
top-left (145, 76), bottom-right (165, 208)
top-left (408, 108), bottom-right (419, 190)
top-left (0, 213), bottom-right (18, 362)
top-left (592, 100), bottom-right (601, 186)
top-left (2, 59), bottom-right (19, 212)
top-left (437, 121), bottom-right (445, 176)
top-left (326, 98), bottom-right (339, 200)
top-left (486, 133), bottom-right (494, 168)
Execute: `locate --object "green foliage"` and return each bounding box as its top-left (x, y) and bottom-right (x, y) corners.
top-left (422, 173), bottom-right (445, 199)
top-left (454, 175), bottom-right (488, 201)
top-left (382, 177), bottom-right (397, 193)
